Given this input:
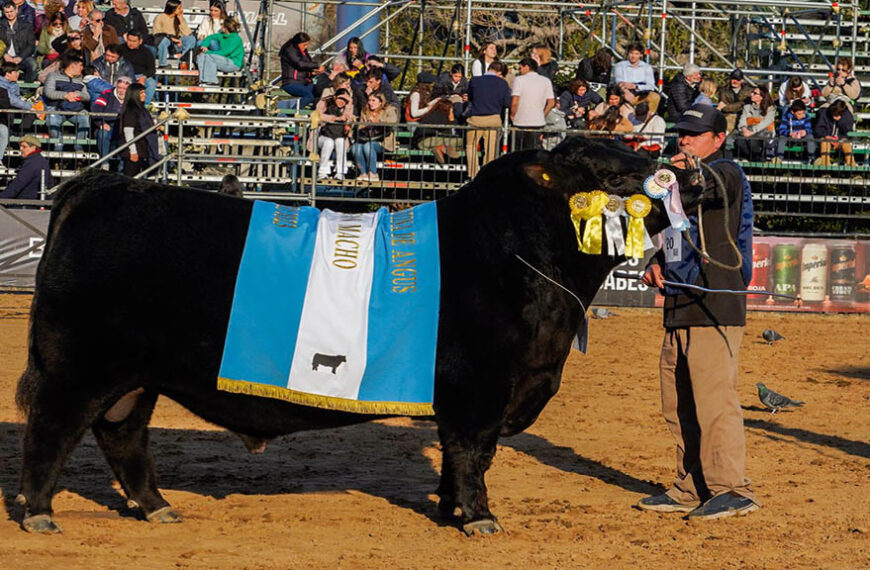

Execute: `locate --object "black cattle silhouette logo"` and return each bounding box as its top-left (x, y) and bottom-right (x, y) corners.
top-left (312, 353), bottom-right (347, 374)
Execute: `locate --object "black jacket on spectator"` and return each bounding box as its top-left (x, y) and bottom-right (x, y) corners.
top-left (0, 19), bottom-right (36, 61)
top-left (664, 72), bottom-right (699, 120)
top-left (93, 55), bottom-right (136, 86)
top-left (352, 83), bottom-right (399, 115)
top-left (536, 60), bottom-right (559, 91)
top-left (279, 41), bottom-right (318, 85)
top-left (466, 74), bottom-right (512, 116)
top-left (435, 72), bottom-right (469, 96)
top-left (0, 150), bottom-right (54, 201)
top-left (575, 57), bottom-right (610, 85)
top-left (0, 86), bottom-right (11, 128)
top-left (814, 107), bottom-right (854, 139)
top-left (717, 83), bottom-right (753, 115)
top-left (105, 7), bottom-right (150, 42)
top-left (120, 44), bottom-right (155, 78)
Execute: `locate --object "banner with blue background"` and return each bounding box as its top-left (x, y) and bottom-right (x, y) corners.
top-left (217, 201), bottom-right (440, 416)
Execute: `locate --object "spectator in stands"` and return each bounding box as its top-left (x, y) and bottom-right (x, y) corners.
top-left (435, 63), bottom-right (468, 97)
top-left (91, 74), bottom-right (129, 159)
top-left (44, 53), bottom-right (90, 151)
top-left (219, 173), bottom-right (244, 197)
top-left (93, 43), bottom-right (134, 85)
top-left (120, 30), bottom-right (155, 105)
top-left (38, 11), bottom-right (68, 67)
top-left (694, 79), bottom-right (718, 107)
top-left (613, 43), bottom-right (659, 113)
top-left (68, 0), bottom-right (93, 32)
top-left (313, 61), bottom-right (348, 100)
top-left (316, 70), bottom-right (350, 104)
top-left (0, 77), bottom-right (9, 162)
top-left (510, 57), bottom-right (555, 150)
top-left (465, 59), bottom-right (510, 179)
top-left (626, 101), bottom-right (665, 159)
top-left (559, 78), bottom-right (602, 129)
top-left (82, 8), bottom-right (118, 63)
top-left (153, 0), bottom-right (195, 69)
top-left (105, 0), bottom-right (149, 46)
top-left (315, 88), bottom-right (353, 180)
top-left (334, 36), bottom-right (367, 77)
top-left (38, 0), bottom-right (67, 35)
top-left (9, 0), bottom-right (33, 28)
top-left (587, 105), bottom-right (632, 135)
top-left (409, 72), bottom-right (461, 163)
top-left (196, 16), bottom-right (242, 87)
top-left (664, 62), bottom-right (701, 120)
top-left (362, 54), bottom-right (400, 84)
top-left (775, 99), bottom-right (815, 162)
top-left (352, 91), bottom-right (397, 182)
top-left (735, 85), bottom-right (775, 161)
top-left (196, 0), bottom-right (225, 42)
top-left (575, 47), bottom-right (611, 85)
top-left (471, 41), bottom-right (499, 77)
top-left (588, 85), bottom-right (633, 121)
top-left (821, 57), bottom-right (861, 114)
top-left (118, 82), bottom-right (158, 175)
top-left (48, 28), bottom-right (88, 66)
top-left (0, 135), bottom-right (54, 203)
top-left (355, 67), bottom-right (398, 113)
top-left (279, 31), bottom-right (323, 110)
top-left (531, 45), bottom-right (558, 91)
top-left (0, 2), bottom-right (38, 82)
top-left (405, 71), bottom-right (439, 119)
top-left (777, 75), bottom-right (811, 110)
top-left (82, 63), bottom-right (110, 100)
top-left (717, 68), bottom-right (752, 134)
top-left (814, 99), bottom-right (856, 167)
top-left (0, 61), bottom-right (34, 132)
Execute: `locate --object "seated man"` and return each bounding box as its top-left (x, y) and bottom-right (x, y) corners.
top-left (775, 100), bottom-right (815, 162)
top-left (813, 99), bottom-right (856, 167)
top-left (0, 61), bottom-right (35, 134)
top-left (44, 54), bottom-right (91, 152)
top-left (612, 43), bottom-right (660, 113)
top-left (0, 135), bottom-right (54, 204)
top-left (0, 1), bottom-right (37, 82)
top-left (353, 68), bottom-right (399, 115)
top-left (120, 31), bottom-right (156, 106)
top-left (93, 44), bottom-right (136, 86)
top-left (664, 63), bottom-right (701, 121)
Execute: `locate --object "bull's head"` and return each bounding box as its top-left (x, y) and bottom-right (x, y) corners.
top-left (521, 136), bottom-right (702, 237)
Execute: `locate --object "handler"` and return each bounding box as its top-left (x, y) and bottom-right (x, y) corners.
top-left (638, 104), bottom-right (759, 519)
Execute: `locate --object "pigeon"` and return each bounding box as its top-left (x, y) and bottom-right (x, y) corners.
top-left (756, 383), bottom-right (804, 413)
top-left (590, 308), bottom-right (614, 320)
top-left (762, 329), bottom-right (785, 344)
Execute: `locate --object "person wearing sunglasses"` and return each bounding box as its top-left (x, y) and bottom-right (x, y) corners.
top-left (821, 57), bottom-right (861, 114)
top-left (82, 8), bottom-right (119, 62)
top-left (37, 12), bottom-right (68, 66)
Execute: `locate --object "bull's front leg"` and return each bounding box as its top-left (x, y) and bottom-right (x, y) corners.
top-left (437, 425), bottom-right (503, 536)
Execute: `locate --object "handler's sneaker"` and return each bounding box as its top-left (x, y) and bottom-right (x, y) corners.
top-left (636, 493), bottom-right (698, 513)
top-left (686, 492), bottom-right (759, 520)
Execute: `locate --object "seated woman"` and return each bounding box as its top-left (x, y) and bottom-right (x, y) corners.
top-left (196, 16), bottom-right (244, 86)
top-left (315, 88), bottom-right (354, 180)
top-left (196, 0), bottom-right (226, 42)
top-left (334, 36), bottom-right (367, 80)
top-left (279, 32), bottom-right (324, 109)
top-left (408, 72), bottom-right (461, 163)
top-left (67, 0), bottom-right (94, 32)
top-left (38, 11), bottom-right (69, 68)
top-left (352, 92), bottom-right (397, 182)
top-left (588, 85), bottom-right (634, 122)
top-left (152, 0), bottom-right (196, 69)
top-left (558, 78), bottom-right (602, 128)
top-left (821, 57), bottom-right (861, 114)
top-left (735, 85), bottom-right (776, 161)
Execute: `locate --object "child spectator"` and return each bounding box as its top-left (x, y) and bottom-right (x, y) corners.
top-left (777, 75), bottom-right (812, 110)
top-left (315, 88), bottom-right (353, 180)
top-left (471, 41), bottom-right (498, 77)
top-left (82, 63), bottom-right (110, 100)
top-left (693, 79), bottom-right (718, 106)
top-left (775, 99), bottom-right (815, 162)
top-left (814, 99), bottom-right (856, 167)
top-left (352, 92), bottom-right (398, 182)
top-left (558, 78), bottom-right (602, 128)
top-left (821, 57), bottom-right (861, 114)
top-left (735, 85), bottom-right (775, 161)
top-left (152, 0), bottom-right (195, 69)
top-left (196, 16), bottom-right (242, 86)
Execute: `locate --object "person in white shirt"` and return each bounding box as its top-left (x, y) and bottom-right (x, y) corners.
top-left (196, 0), bottom-right (226, 41)
top-left (612, 43), bottom-right (661, 113)
top-left (510, 57), bottom-right (554, 150)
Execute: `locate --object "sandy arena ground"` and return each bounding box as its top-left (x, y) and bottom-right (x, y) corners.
top-left (0, 293), bottom-right (867, 569)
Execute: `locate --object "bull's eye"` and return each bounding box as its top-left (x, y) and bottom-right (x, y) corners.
top-left (609, 175), bottom-right (625, 186)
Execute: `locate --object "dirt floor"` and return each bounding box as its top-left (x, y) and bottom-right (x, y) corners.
top-left (0, 293), bottom-right (867, 569)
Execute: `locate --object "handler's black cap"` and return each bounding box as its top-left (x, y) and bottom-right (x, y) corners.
top-left (730, 68), bottom-right (744, 80)
top-left (674, 104), bottom-right (727, 135)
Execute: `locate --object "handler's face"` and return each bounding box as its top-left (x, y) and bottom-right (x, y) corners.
top-left (677, 130), bottom-right (725, 159)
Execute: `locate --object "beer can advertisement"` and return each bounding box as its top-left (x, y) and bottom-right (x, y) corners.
top-left (595, 236), bottom-right (870, 314)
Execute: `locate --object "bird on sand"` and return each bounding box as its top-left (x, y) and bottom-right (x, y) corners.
top-left (590, 308), bottom-right (614, 319)
top-left (762, 329), bottom-right (785, 344)
top-left (756, 383), bottom-right (804, 413)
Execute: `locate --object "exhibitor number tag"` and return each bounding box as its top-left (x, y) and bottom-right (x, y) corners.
top-left (664, 227), bottom-right (681, 263)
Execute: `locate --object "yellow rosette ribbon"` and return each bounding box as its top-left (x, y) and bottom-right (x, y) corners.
top-left (624, 194), bottom-right (651, 259)
top-left (569, 190), bottom-right (609, 254)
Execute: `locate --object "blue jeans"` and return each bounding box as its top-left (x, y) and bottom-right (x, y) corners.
top-left (352, 141), bottom-right (383, 174)
top-left (135, 74), bottom-right (157, 105)
top-left (96, 124), bottom-right (113, 157)
top-left (281, 82), bottom-right (315, 109)
top-left (47, 112), bottom-right (90, 151)
top-left (0, 123), bottom-right (8, 164)
top-left (157, 34), bottom-right (196, 67)
top-left (196, 52), bottom-right (240, 84)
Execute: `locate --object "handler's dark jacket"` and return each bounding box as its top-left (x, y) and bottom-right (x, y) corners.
top-left (0, 149), bottom-right (54, 202)
top-left (648, 149), bottom-right (748, 329)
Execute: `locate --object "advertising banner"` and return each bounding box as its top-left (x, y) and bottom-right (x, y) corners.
top-left (0, 209), bottom-right (50, 289)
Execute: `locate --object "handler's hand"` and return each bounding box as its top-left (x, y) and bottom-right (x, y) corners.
top-left (670, 152), bottom-right (694, 170)
top-left (642, 264), bottom-right (665, 288)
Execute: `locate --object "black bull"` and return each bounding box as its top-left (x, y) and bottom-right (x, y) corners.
top-left (14, 137), bottom-right (696, 535)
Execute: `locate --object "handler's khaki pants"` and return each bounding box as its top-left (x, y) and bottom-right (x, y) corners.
top-left (659, 326), bottom-right (756, 504)
top-left (466, 114), bottom-right (502, 179)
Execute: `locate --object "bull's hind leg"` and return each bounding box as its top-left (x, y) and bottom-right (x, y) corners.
top-left (437, 425), bottom-right (503, 536)
top-left (91, 389), bottom-right (180, 524)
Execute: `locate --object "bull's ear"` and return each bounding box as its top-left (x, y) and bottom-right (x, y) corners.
top-left (522, 163), bottom-right (555, 188)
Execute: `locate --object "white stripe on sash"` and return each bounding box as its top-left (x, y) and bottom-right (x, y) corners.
top-left (287, 210), bottom-right (379, 398)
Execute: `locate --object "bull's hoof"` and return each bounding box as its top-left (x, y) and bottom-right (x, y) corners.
top-left (145, 506), bottom-right (182, 524)
top-left (22, 514), bottom-right (62, 534)
top-left (461, 518), bottom-right (504, 536)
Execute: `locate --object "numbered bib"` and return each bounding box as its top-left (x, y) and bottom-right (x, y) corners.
top-left (664, 227), bottom-right (682, 263)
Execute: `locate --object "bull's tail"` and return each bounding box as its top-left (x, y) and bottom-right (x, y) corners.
top-left (15, 364), bottom-right (40, 417)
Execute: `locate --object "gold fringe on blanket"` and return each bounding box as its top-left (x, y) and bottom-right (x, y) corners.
top-left (217, 377), bottom-right (435, 417)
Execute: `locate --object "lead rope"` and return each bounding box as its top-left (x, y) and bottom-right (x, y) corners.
top-left (514, 254), bottom-right (587, 314)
